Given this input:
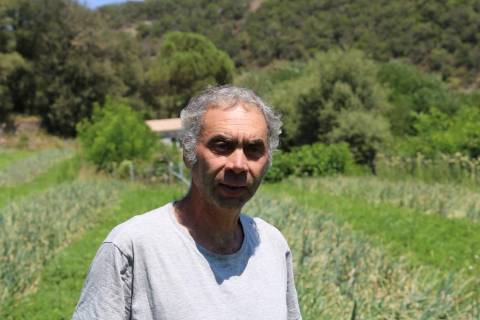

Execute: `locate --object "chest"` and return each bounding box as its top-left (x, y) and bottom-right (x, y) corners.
top-left (130, 241), bottom-right (288, 320)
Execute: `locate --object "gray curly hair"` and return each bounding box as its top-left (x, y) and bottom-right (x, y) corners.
top-left (180, 85), bottom-right (282, 166)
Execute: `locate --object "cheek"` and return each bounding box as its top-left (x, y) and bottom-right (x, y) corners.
top-left (251, 159), bottom-right (270, 178)
top-left (200, 154), bottom-right (226, 176)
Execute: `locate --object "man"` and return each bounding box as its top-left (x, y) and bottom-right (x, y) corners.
top-left (73, 85), bottom-right (301, 319)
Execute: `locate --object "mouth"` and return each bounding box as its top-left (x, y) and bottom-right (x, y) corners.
top-left (219, 183), bottom-right (248, 194)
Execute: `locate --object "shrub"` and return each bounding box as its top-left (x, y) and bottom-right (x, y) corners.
top-left (266, 143), bottom-right (355, 182)
top-left (77, 98), bottom-right (156, 170)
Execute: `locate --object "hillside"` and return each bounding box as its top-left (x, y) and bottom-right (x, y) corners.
top-left (100, 0), bottom-right (480, 88)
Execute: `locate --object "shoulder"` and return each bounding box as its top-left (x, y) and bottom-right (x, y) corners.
top-left (104, 202), bottom-right (175, 256)
top-left (241, 214), bottom-right (290, 251)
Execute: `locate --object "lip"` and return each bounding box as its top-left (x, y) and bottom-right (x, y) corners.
top-left (218, 183), bottom-right (247, 195)
top-left (220, 183), bottom-right (247, 188)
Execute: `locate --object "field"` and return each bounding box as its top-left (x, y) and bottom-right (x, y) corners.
top-left (1, 145), bottom-right (479, 319)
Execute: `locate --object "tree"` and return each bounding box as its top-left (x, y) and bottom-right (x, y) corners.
top-left (0, 52), bottom-right (28, 124)
top-left (145, 31), bottom-right (234, 118)
top-left (296, 49), bottom-right (391, 172)
top-left (378, 60), bottom-right (458, 136)
top-left (0, 0), bottom-right (31, 125)
top-left (77, 98), bottom-right (156, 170)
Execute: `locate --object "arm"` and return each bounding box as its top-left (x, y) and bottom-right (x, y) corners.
top-left (286, 250), bottom-right (302, 320)
top-left (72, 242), bottom-right (133, 320)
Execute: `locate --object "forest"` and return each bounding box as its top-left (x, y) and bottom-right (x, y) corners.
top-left (1, 0), bottom-right (480, 318)
top-left (1, 0), bottom-right (480, 167)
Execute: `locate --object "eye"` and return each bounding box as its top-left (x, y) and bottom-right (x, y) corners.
top-left (245, 142), bottom-right (266, 159)
top-left (209, 140), bottom-right (234, 155)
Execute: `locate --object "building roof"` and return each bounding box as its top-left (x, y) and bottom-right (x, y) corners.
top-left (145, 118), bottom-right (182, 133)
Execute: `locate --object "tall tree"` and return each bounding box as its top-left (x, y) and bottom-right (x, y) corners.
top-left (0, 0), bottom-right (30, 125)
top-left (145, 31), bottom-right (235, 117)
top-left (296, 50), bottom-right (391, 172)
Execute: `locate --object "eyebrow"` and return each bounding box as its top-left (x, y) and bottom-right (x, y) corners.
top-left (207, 135), bottom-right (265, 146)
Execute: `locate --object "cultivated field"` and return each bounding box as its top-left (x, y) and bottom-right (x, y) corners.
top-left (1, 146), bottom-right (479, 319)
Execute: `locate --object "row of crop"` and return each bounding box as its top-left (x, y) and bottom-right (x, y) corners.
top-left (303, 175), bottom-right (480, 222)
top-left (0, 179), bottom-right (123, 305)
top-left (377, 153), bottom-right (480, 186)
top-left (246, 193), bottom-right (479, 319)
top-left (0, 148), bottom-right (33, 171)
top-left (265, 143), bottom-right (355, 182)
top-left (0, 148), bottom-right (74, 187)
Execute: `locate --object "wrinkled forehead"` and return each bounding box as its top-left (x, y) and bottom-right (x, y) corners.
top-left (199, 99), bottom-right (268, 137)
top-left (201, 98), bottom-right (267, 124)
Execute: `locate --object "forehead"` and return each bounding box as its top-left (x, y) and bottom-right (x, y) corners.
top-left (200, 101), bottom-right (268, 140)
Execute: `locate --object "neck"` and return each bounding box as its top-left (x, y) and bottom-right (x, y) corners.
top-left (173, 187), bottom-right (244, 255)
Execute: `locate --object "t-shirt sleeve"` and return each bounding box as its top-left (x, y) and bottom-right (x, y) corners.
top-left (72, 242), bottom-right (133, 320)
top-left (286, 250), bottom-right (302, 320)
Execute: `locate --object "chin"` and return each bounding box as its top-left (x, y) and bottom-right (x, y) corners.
top-left (213, 195), bottom-right (250, 210)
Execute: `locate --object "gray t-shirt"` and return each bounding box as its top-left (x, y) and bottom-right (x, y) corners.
top-left (73, 202), bottom-right (301, 320)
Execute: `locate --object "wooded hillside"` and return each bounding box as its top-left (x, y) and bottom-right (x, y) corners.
top-left (101, 0), bottom-right (480, 86)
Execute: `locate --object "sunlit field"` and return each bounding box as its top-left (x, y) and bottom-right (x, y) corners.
top-left (1, 145), bottom-right (479, 319)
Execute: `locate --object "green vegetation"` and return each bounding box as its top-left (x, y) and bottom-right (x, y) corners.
top-left (3, 0), bottom-right (480, 318)
top-left (0, 148), bottom-right (74, 186)
top-left (397, 106), bottom-right (480, 158)
top-left (295, 50), bottom-right (391, 171)
top-left (266, 143), bottom-right (355, 182)
top-left (303, 175), bottom-right (480, 222)
top-left (77, 99), bottom-right (156, 170)
top-left (0, 179), bottom-right (123, 306)
top-left (376, 153), bottom-right (480, 186)
top-left (1, 183), bottom-right (184, 319)
top-left (0, 156), bottom-right (81, 208)
top-left (0, 148), bottom-right (32, 170)
top-left (3, 0), bottom-right (480, 172)
top-left (246, 191), bottom-right (479, 319)
top-left (144, 31), bottom-right (235, 118)
top-left (263, 180), bottom-right (480, 274)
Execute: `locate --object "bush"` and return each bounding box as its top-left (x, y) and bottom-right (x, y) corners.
top-left (392, 106), bottom-right (480, 158)
top-left (266, 143), bottom-right (355, 182)
top-left (77, 98), bottom-right (156, 170)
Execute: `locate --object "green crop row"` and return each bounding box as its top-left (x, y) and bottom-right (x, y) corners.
top-left (0, 179), bottom-right (123, 305)
top-left (0, 148), bottom-right (74, 187)
top-left (1, 183), bottom-right (184, 319)
top-left (306, 175), bottom-right (480, 222)
top-left (377, 153), bottom-right (480, 186)
top-left (0, 156), bottom-right (82, 209)
top-left (0, 148), bottom-right (33, 171)
top-left (247, 192), bottom-right (480, 319)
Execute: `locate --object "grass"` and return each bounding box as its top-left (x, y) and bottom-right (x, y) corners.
top-left (0, 148), bottom-right (74, 187)
top-left (376, 153), bottom-right (480, 187)
top-left (309, 175), bottom-right (480, 222)
top-left (1, 183), bottom-right (184, 319)
top-left (0, 156), bottom-right (81, 208)
top-left (0, 148), bottom-right (33, 170)
top-left (261, 179), bottom-right (480, 274)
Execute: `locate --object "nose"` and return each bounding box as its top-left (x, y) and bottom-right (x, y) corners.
top-left (226, 148), bottom-right (248, 174)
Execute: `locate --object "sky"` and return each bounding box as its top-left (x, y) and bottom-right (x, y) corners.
top-left (81, 0), bottom-right (143, 9)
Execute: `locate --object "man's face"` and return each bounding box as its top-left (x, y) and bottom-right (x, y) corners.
top-left (190, 101), bottom-right (270, 209)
